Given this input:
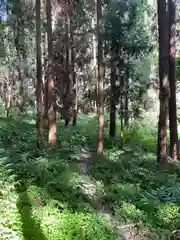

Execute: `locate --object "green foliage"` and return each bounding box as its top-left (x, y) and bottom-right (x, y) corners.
top-left (47, 213), bottom-right (116, 240)
top-left (104, 0), bottom-right (153, 54)
top-left (0, 115), bottom-right (179, 239)
top-left (123, 119), bottom-right (157, 152)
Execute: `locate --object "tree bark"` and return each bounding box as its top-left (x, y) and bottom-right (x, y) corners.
top-left (70, 16), bottom-right (77, 126)
top-left (43, 68), bottom-right (49, 128)
top-left (97, 0), bottom-right (104, 154)
top-left (13, 1), bottom-right (26, 114)
top-left (64, 9), bottom-right (70, 126)
top-left (124, 61), bottom-right (129, 126)
top-left (120, 75), bottom-right (124, 149)
top-left (157, 0), bottom-right (170, 164)
top-left (42, 2), bottom-right (48, 127)
top-left (92, 13), bottom-right (98, 114)
top-left (36, 0), bottom-right (43, 149)
top-left (46, 0), bottom-right (56, 146)
top-left (4, 84), bottom-right (11, 118)
top-left (168, 0), bottom-right (179, 160)
top-left (109, 40), bottom-right (117, 137)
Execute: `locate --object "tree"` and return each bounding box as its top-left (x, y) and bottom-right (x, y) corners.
top-left (109, 39), bottom-right (117, 137)
top-left (46, 0), bottom-right (56, 146)
top-left (120, 67), bottom-right (124, 149)
top-left (10, 0), bottom-right (27, 114)
top-left (43, 0), bottom-right (49, 127)
top-left (64, 5), bottom-right (70, 127)
top-left (104, 0), bottom-right (153, 143)
top-left (70, 13), bottom-right (77, 126)
top-left (124, 58), bottom-right (130, 126)
top-left (168, 0), bottom-right (179, 160)
top-left (36, 0), bottom-right (43, 148)
top-left (97, 0), bottom-right (104, 154)
top-left (157, 0), bottom-right (170, 164)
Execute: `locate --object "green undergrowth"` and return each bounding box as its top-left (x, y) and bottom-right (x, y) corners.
top-left (0, 115), bottom-right (179, 239)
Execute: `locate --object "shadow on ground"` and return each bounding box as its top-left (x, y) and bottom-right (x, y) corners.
top-left (16, 183), bottom-right (47, 240)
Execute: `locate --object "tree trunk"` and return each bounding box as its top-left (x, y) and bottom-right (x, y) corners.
top-left (157, 0), bottom-right (170, 164)
top-left (97, 0), bottom-right (104, 154)
top-left (168, 0), bottom-right (179, 160)
top-left (65, 118), bottom-right (69, 127)
top-left (124, 62), bottom-right (129, 126)
top-left (92, 13), bottom-right (98, 114)
top-left (4, 104), bottom-right (10, 117)
top-left (64, 9), bottom-right (70, 126)
top-left (14, 1), bottom-right (25, 114)
top-left (109, 40), bottom-right (116, 137)
top-left (70, 16), bottom-right (77, 126)
top-left (36, 0), bottom-right (43, 149)
top-left (4, 89), bottom-right (11, 118)
top-left (120, 75), bottom-right (124, 149)
top-left (43, 72), bottom-right (49, 128)
top-left (46, 0), bottom-right (56, 146)
top-left (42, 3), bottom-right (48, 127)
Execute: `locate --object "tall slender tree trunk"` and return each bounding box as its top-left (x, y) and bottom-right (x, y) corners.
top-left (4, 82), bottom-right (11, 118)
top-left (109, 40), bottom-right (116, 137)
top-left (42, 1), bottom-right (48, 127)
top-left (64, 9), bottom-right (70, 127)
top-left (157, 0), bottom-right (170, 164)
top-left (46, 0), bottom-right (56, 146)
top-left (124, 60), bottom-right (129, 126)
top-left (97, 0), bottom-right (104, 154)
top-left (168, 0), bottom-right (179, 160)
top-left (92, 12), bottom-right (98, 114)
top-left (120, 75), bottom-right (124, 149)
top-left (4, 99), bottom-right (11, 117)
top-left (14, 1), bottom-right (25, 114)
top-left (36, 0), bottom-right (43, 149)
top-left (70, 17), bottom-right (77, 126)
top-left (43, 74), bottom-right (49, 127)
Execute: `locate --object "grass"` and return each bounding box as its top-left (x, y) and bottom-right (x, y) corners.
top-left (0, 114), bottom-right (179, 239)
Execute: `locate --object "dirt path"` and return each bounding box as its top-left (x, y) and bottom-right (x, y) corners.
top-left (79, 147), bottom-right (91, 174)
top-left (78, 148), bottom-right (166, 240)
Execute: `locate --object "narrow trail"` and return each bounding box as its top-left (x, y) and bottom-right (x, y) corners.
top-left (78, 148), bottom-right (129, 239)
top-left (79, 147), bottom-right (91, 174)
top-left (78, 147), bottom-right (162, 240)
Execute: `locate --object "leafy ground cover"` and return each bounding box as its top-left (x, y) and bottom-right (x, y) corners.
top-left (0, 115), bottom-right (179, 239)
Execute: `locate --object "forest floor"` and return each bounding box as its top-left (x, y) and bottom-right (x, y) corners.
top-left (0, 114), bottom-right (180, 240)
